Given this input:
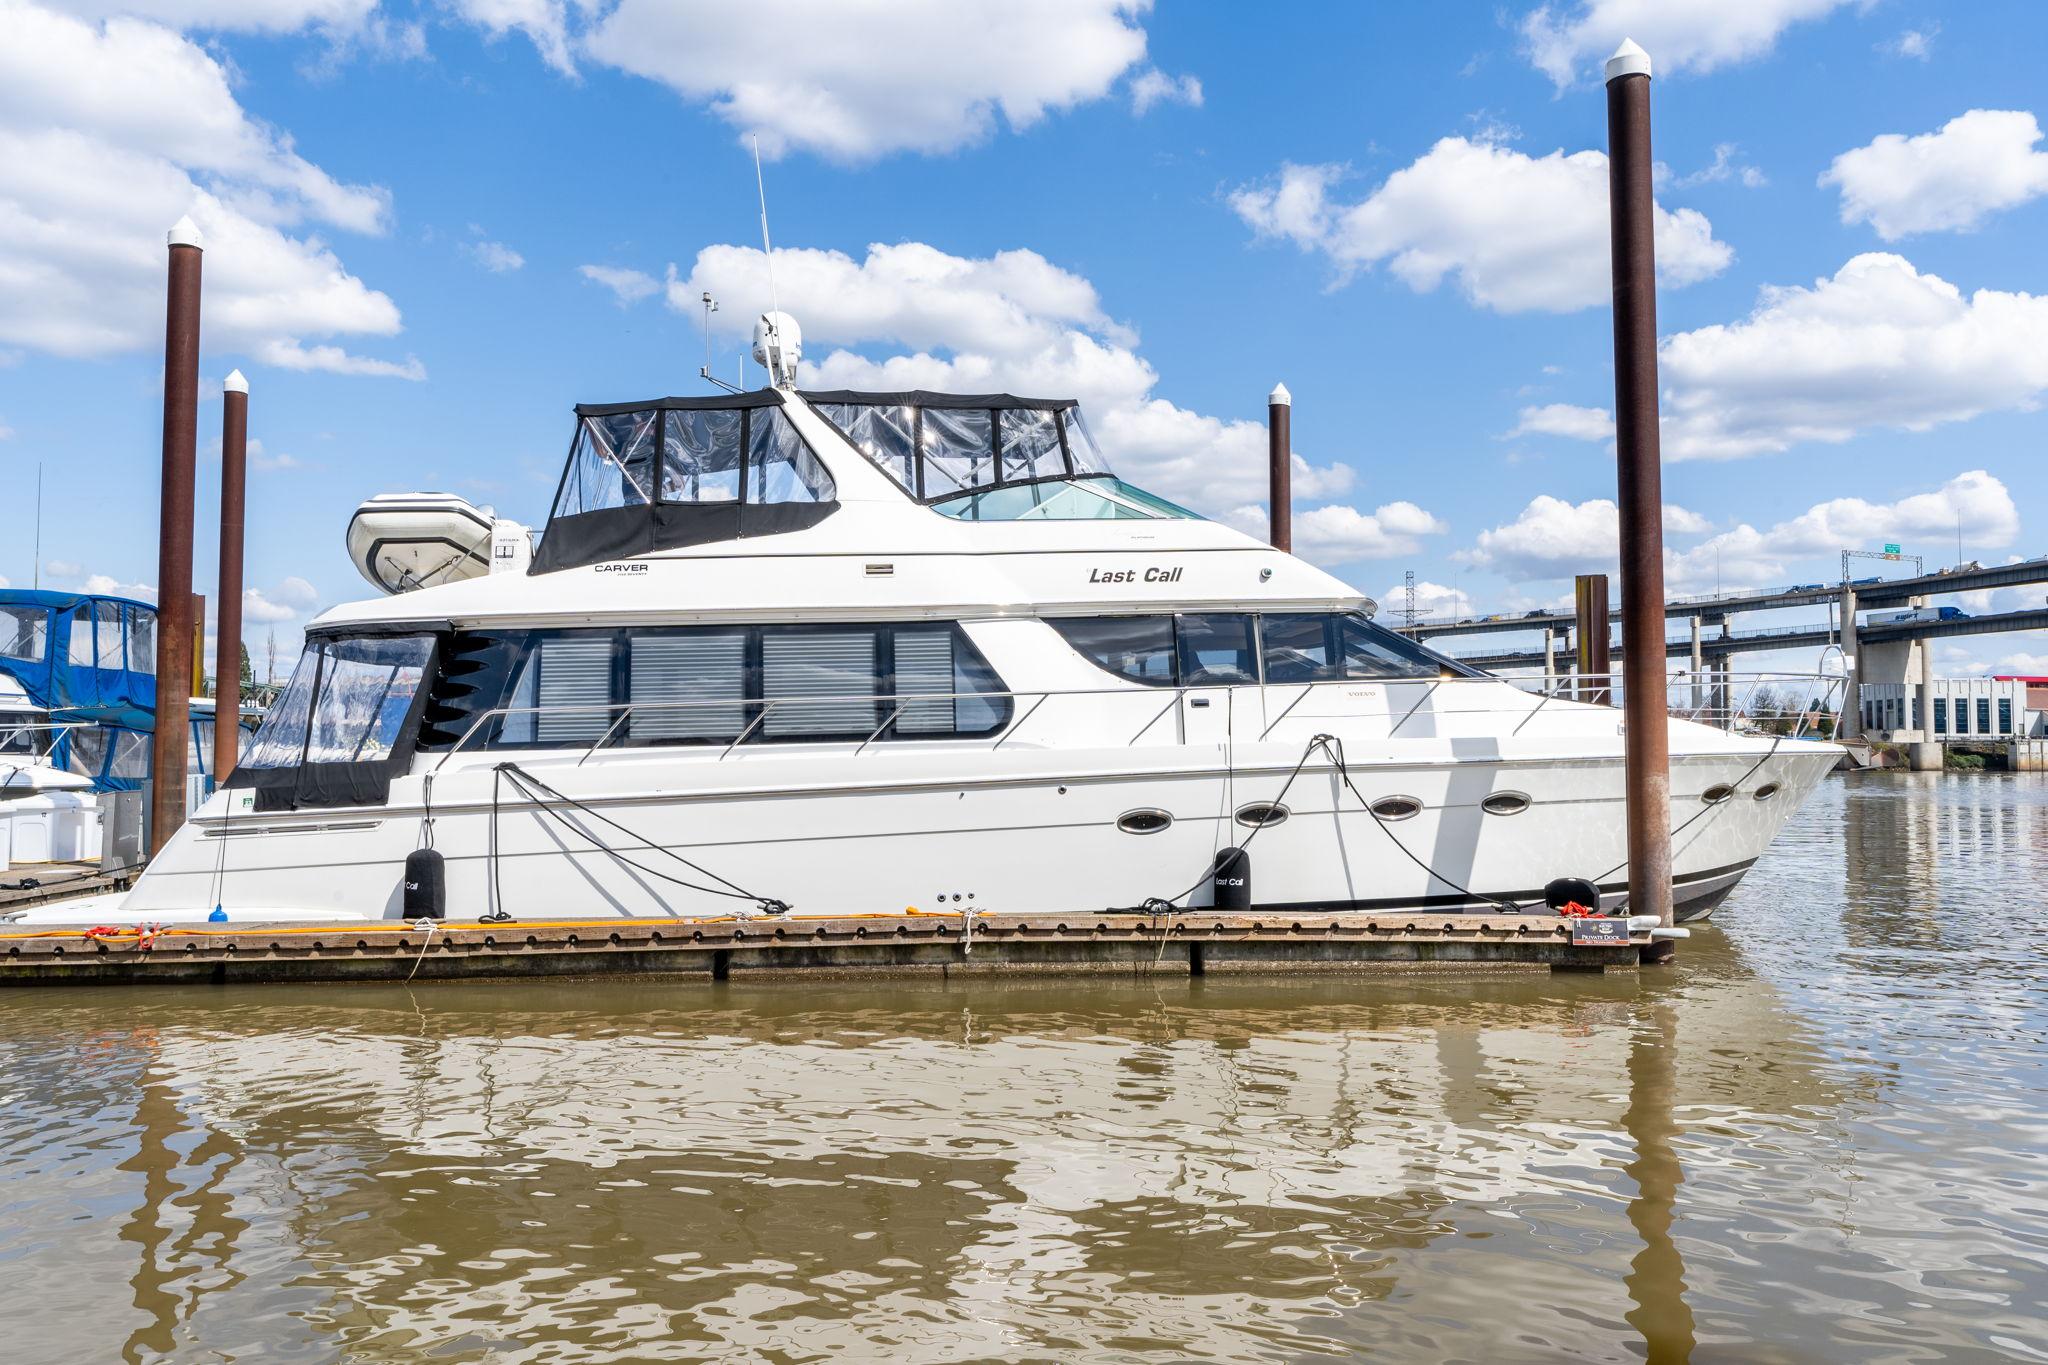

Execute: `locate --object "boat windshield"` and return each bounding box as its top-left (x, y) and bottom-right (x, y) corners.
top-left (806, 391), bottom-right (1196, 519)
top-left (932, 476), bottom-right (1200, 522)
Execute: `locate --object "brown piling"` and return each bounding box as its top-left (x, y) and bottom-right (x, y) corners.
top-left (1604, 40), bottom-right (1675, 932)
top-left (1575, 573), bottom-right (1611, 705)
top-left (214, 370), bottom-right (247, 783)
top-left (150, 218), bottom-right (202, 856)
top-left (1267, 383), bottom-right (1291, 552)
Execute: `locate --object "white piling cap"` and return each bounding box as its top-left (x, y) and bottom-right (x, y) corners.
top-left (223, 369), bottom-right (248, 394)
top-left (167, 215), bottom-right (204, 249)
top-left (1605, 38), bottom-right (1652, 82)
top-left (1268, 382), bottom-right (1292, 407)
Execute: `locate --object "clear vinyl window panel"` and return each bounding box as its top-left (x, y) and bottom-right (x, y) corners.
top-left (0, 605), bottom-right (49, 663)
top-left (127, 606), bottom-right (155, 676)
top-left (94, 601), bottom-right (124, 671)
top-left (747, 409), bottom-right (835, 504)
top-left (815, 403), bottom-right (916, 493)
top-left (241, 645), bottom-right (321, 769)
top-left (919, 407), bottom-right (997, 500)
top-left (998, 408), bottom-right (1065, 483)
top-left (304, 636), bottom-right (434, 763)
top-left (659, 409), bottom-right (742, 504)
top-left (553, 411), bottom-right (658, 517)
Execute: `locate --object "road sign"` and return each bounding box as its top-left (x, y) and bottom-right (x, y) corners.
top-left (1884, 542), bottom-right (1901, 557)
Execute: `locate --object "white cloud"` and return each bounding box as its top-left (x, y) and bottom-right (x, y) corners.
top-left (39, 1), bottom-right (377, 34)
top-left (580, 0), bottom-right (1150, 160)
top-left (1665, 472), bottom-right (2020, 593)
top-left (1458, 494), bottom-right (1713, 580)
top-left (1518, 0), bottom-right (1852, 88)
top-left (242, 576), bottom-right (317, 624)
top-left (1675, 142), bottom-right (1767, 190)
top-left (256, 339), bottom-right (424, 380)
top-left (84, 573), bottom-right (154, 600)
top-left (245, 437), bottom-right (302, 472)
top-left (466, 239), bottom-right (525, 273)
top-left (1989, 652), bottom-right (2048, 675)
top-left (1882, 26), bottom-right (1936, 61)
top-left (1222, 501), bottom-right (1447, 565)
top-left (578, 263), bottom-right (660, 305)
top-left (1129, 68), bottom-right (1202, 115)
top-left (1511, 402), bottom-right (1614, 441)
top-left (451, 0), bottom-right (575, 75)
top-left (0, 3), bottom-right (416, 375)
top-left (1230, 140), bottom-right (1731, 313)
top-left (1659, 254), bottom-right (2048, 460)
top-left (1821, 110), bottom-right (2048, 240)
top-left (1378, 579), bottom-right (1471, 620)
top-left (45, 559), bottom-right (82, 578)
top-left (664, 239), bottom-right (1364, 514)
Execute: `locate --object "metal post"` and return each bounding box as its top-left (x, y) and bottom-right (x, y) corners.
top-left (1604, 38), bottom-right (1674, 931)
top-left (1839, 583), bottom-right (1861, 740)
top-left (1689, 616), bottom-right (1702, 712)
top-left (1543, 627), bottom-right (1558, 694)
top-left (150, 217), bottom-right (202, 857)
top-left (1267, 383), bottom-right (1292, 553)
top-left (214, 370), bottom-right (248, 784)
top-left (1575, 573), bottom-right (1611, 705)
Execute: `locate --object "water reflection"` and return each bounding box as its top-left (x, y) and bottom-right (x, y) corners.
top-left (0, 773), bottom-right (2042, 1361)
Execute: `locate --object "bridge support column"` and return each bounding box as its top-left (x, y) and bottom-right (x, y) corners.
top-left (1912, 617), bottom-right (1942, 771)
top-left (1839, 584), bottom-right (1860, 740)
top-left (1688, 616), bottom-right (1702, 713)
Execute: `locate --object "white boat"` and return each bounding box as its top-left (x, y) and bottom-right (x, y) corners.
top-left (346, 492), bottom-right (531, 595)
top-left (0, 681), bottom-right (91, 799)
top-left (57, 315), bottom-right (1839, 928)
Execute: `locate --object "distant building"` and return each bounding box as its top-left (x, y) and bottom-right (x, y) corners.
top-left (1858, 676), bottom-right (2047, 741)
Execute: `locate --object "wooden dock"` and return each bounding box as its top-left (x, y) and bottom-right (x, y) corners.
top-left (0, 909), bottom-right (1660, 985)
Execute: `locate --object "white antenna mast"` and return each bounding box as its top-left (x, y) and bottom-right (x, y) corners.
top-left (752, 134), bottom-right (787, 386)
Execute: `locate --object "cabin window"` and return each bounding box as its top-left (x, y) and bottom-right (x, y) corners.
top-left (107, 728), bottom-right (151, 781)
top-left (660, 409), bottom-right (742, 503)
top-left (470, 623), bottom-right (1010, 749)
top-left (94, 601), bottom-right (124, 671)
top-left (762, 628), bottom-right (882, 737)
top-left (502, 635), bottom-right (613, 745)
top-left (67, 606), bottom-right (98, 666)
top-left (628, 631), bottom-right (748, 741)
top-left (1060, 409), bottom-right (1108, 474)
top-left (1053, 617), bottom-right (1179, 687)
top-left (1178, 614), bottom-right (1257, 685)
top-left (0, 605), bottom-right (48, 663)
top-left (1261, 613), bottom-right (1447, 682)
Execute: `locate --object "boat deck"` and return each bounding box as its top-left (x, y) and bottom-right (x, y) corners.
top-left (0, 908), bottom-right (1662, 985)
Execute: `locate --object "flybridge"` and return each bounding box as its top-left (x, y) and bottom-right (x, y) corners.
top-left (530, 387), bottom-right (1204, 575)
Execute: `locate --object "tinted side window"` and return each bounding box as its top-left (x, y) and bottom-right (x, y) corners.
top-left (1337, 616), bottom-right (1441, 679)
top-left (629, 630), bottom-right (747, 741)
top-left (1178, 614), bottom-right (1256, 685)
top-left (1261, 614), bottom-right (1338, 682)
top-left (762, 628), bottom-right (882, 737)
top-left (1052, 617), bottom-right (1177, 687)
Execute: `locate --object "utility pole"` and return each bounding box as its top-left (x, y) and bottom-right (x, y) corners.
top-left (1267, 383), bottom-right (1292, 553)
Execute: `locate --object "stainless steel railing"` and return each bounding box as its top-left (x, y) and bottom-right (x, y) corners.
top-left (424, 668), bottom-right (1841, 773)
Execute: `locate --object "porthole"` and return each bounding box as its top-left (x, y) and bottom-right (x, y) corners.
top-left (1701, 784), bottom-right (1735, 805)
top-left (1753, 782), bottom-right (1780, 802)
top-left (1117, 808), bottom-right (1174, 835)
top-left (1369, 795), bottom-right (1423, 822)
top-left (1480, 791), bottom-right (1531, 817)
top-left (1234, 802), bottom-right (1291, 829)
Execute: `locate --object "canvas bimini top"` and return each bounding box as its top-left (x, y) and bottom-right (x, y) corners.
top-left (530, 389), bottom-right (1201, 574)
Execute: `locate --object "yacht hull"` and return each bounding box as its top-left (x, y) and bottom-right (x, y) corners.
top-left (97, 732), bottom-right (1836, 927)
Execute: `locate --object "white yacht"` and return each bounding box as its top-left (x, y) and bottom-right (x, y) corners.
top-left (75, 319), bottom-right (1839, 927)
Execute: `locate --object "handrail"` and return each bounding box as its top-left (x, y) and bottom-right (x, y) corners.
top-left (419, 669), bottom-right (1841, 774)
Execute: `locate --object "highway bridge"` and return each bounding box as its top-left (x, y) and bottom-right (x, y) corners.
top-left (1449, 606), bottom-right (2048, 672)
top-left (1394, 555), bottom-right (2048, 641)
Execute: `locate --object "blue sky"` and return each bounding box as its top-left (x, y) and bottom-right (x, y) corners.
top-left (3, 0), bottom-right (2047, 681)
